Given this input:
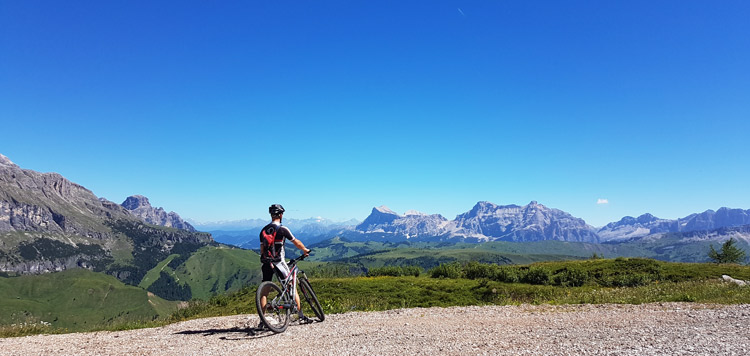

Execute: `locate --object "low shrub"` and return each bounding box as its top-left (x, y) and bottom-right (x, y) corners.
top-left (429, 261), bottom-right (464, 279)
top-left (495, 266), bottom-right (521, 283)
top-left (367, 266), bottom-right (422, 277)
top-left (552, 267), bottom-right (589, 287)
top-left (522, 267), bottom-right (552, 285)
top-left (464, 261), bottom-right (496, 280)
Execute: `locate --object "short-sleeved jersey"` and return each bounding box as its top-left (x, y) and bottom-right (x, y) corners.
top-left (259, 222), bottom-right (296, 263)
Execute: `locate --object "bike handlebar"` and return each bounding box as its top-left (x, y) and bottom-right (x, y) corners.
top-left (288, 250), bottom-right (312, 265)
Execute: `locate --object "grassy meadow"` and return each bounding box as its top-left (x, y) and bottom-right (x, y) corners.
top-left (151, 258), bottom-right (750, 324)
top-left (0, 269), bottom-right (176, 336)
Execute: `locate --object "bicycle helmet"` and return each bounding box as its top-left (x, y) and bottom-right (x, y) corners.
top-left (269, 204), bottom-right (285, 215)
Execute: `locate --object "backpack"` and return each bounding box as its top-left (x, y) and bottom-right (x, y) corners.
top-left (260, 223), bottom-right (283, 262)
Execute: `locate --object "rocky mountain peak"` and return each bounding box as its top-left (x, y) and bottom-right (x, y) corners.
top-left (0, 153), bottom-right (18, 168)
top-left (374, 205), bottom-right (399, 215)
top-left (476, 201), bottom-right (498, 209)
top-left (356, 206), bottom-right (402, 231)
top-left (356, 205), bottom-right (449, 238)
top-left (120, 195), bottom-right (196, 232)
top-left (636, 213), bottom-right (659, 224)
top-left (122, 195), bottom-right (152, 210)
top-left (463, 201), bottom-right (501, 218)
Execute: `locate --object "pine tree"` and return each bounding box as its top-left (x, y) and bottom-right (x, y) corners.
top-left (708, 238), bottom-right (747, 264)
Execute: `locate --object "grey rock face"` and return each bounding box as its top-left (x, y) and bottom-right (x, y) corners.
top-left (682, 208), bottom-right (750, 232)
top-left (356, 206), bottom-right (403, 231)
top-left (0, 153), bottom-right (212, 277)
top-left (450, 201), bottom-right (599, 243)
top-left (0, 156), bottom-right (130, 236)
top-left (599, 208), bottom-right (750, 242)
top-left (0, 201), bottom-right (62, 232)
top-left (355, 201), bottom-right (599, 243)
top-left (120, 195), bottom-right (196, 232)
top-left (0, 154), bottom-right (18, 168)
top-left (597, 214), bottom-right (677, 241)
top-left (356, 206), bottom-right (450, 238)
top-left (122, 195), bottom-right (151, 210)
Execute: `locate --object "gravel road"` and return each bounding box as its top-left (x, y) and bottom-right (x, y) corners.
top-left (2, 303), bottom-right (749, 355)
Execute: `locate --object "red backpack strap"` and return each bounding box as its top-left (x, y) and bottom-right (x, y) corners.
top-left (260, 224), bottom-right (279, 260)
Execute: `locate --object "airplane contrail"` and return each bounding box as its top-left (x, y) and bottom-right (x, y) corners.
top-left (457, 8), bottom-right (466, 17)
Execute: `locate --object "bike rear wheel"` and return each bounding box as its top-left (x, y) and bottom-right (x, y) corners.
top-left (256, 281), bottom-right (290, 333)
top-left (299, 277), bottom-right (325, 322)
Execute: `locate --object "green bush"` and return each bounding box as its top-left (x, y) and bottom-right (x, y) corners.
top-left (429, 261), bottom-right (463, 279)
top-left (522, 267), bottom-right (551, 285)
top-left (367, 266), bottom-right (400, 277)
top-left (495, 266), bottom-right (521, 283)
top-left (552, 267), bottom-right (589, 287)
top-left (464, 261), bottom-right (496, 280)
top-left (402, 266), bottom-right (422, 277)
top-left (367, 265), bottom-right (422, 277)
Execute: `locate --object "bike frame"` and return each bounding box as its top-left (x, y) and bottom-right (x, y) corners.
top-left (271, 257), bottom-right (303, 312)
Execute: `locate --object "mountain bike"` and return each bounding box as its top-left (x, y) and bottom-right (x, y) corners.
top-left (255, 253), bottom-right (325, 333)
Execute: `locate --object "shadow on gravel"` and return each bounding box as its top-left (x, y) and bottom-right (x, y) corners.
top-left (175, 327), bottom-right (275, 341)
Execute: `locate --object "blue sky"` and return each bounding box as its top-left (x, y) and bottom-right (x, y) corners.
top-left (2, 1), bottom-right (748, 227)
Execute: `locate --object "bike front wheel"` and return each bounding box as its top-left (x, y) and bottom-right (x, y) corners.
top-left (256, 281), bottom-right (290, 333)
top-left (299, 277), bottom-right (325, 322)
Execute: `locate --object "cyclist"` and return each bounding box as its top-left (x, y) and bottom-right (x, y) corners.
top-left (258, 204), bottom-right (312, 326)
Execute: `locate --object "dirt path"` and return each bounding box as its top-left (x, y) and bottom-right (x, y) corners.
top-left (2, 303), bottom-right (749, 355)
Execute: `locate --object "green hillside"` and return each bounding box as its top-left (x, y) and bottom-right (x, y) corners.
top-left (138, 254), bottom-right (180, 289)
top-left (344, 247), bottom-right (583, 269)
top-left (140, 246), bottom-right (264, 301)
top-left (308, 237), bottom-right (396, 261)
top-left (307, 238), bottom-right (590, 271)
top-left (308, 236), bottom-right (749, 268)
top-left (0, 269), bottom-right (176, 332)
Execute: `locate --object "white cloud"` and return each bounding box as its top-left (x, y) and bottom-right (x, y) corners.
top-left (597, 198), bottom-right (609, 205)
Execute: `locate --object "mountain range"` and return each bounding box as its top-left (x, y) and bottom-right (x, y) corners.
top-left (346, 201), bottom-right (750, 244)
top-left (200, 201), bottom-right (750, 251)
top-left (597, 209), bottom-right (750, 241)
top-left (0, 153), bottom-right (212, 283)
top-left (2, 152), bottom-right (749, 277)
top-left (351, 201), bottom-right (599, 243)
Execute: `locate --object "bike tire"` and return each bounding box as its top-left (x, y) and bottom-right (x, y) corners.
top-left (256, 281), bottom-right (290, 333)
top-left (298, 277), bottom-right (325, 322)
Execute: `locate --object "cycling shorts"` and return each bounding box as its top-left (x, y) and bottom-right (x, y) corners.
top-left (262, 260), bottom-right (290, 282)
